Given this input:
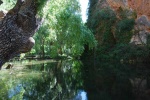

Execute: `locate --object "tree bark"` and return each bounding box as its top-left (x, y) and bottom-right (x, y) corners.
top-left (0, 0), bottom-right (45, 68)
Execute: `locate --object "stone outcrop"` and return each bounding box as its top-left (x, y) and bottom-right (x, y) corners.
top-left (128, 0), bottom-right (150, 20)
top-left (108, 0), bottom-right (150, 44)
top-left (107, 0), bottom-right (150, 19)
top-left (88, 0), bottom-right (150, 45)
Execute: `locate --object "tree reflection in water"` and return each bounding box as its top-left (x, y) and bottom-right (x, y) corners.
top-left (74, 90), bottom-right (87, 100)
top-left (1, 59), bottom-right (150, 100)
top-left (82, 60), bottom-right (150, 100)
top-left (0, 60), bottom-right (84, 100)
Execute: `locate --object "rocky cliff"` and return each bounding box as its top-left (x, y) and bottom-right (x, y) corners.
top-left (88, 0), bottom-right (150, 45)
top-left (108, 0), bottom-right (150, 17)
top-left (109, 0), bottom-right (150, 44)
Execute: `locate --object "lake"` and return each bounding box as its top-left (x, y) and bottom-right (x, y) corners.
top-left (0, 59), bottom-right (150, 100)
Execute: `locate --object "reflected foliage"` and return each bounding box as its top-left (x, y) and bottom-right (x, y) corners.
top-left (1, 59), bottom-right (150, 99)
top-left (0, 60), bottom-right (83, 100)
top-left (82, 60), bottom-right (150, 100)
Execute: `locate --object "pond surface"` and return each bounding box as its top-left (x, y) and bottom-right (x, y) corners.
top-left (0, 59), bottom-right (150, 100)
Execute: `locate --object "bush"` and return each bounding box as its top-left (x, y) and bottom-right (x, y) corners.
top-left (115, 18), bottom-right (135, 44)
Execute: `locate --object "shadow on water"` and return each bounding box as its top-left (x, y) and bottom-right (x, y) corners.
top-left (0, 60), bottom-right (84, 100)
top-left (82, 60), bottom-right (150, 100)
top-left (0, 59), bottom-right (150, 100)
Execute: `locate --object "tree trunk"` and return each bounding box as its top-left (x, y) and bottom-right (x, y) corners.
top-left (41, 39), bottom-right (45, 59)
top-left (0, 0), bottom-right (46, 68)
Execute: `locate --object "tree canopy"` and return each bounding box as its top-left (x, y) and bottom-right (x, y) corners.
top-left (29, 0), bottom-right (97, 58)
top-left (0, 0), bottom-right (96, 60)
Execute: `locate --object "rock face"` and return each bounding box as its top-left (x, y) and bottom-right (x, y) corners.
top-left (107, 0), bottom-right (128, 10)
top-left (128, 0), bottom-right (150, 20)
top-left (107, 0), bottom-right (150, 19)
top-left (107, 0), bottom-right (150, 44)
top-left (88, 0), bottom-right (150, 45)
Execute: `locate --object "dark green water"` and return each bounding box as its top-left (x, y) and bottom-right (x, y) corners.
top-left (0, 59), bottom-right (150, 100)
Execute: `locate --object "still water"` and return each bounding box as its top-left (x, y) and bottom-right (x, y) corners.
top-left (0, 59), bottom-right (150, 100)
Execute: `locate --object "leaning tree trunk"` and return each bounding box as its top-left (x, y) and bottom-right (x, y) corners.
top-left (0, 0), bottom-right (46, 68)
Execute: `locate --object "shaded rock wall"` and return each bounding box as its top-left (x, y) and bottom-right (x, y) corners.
top-left (128, 0), bottom-right (150, 20)
top-left (89, 0), bottom-right (150, 45)
top-left (107, 0), bottom-right (150, 19)
top-left (107, 0), bottom-right (150, 44)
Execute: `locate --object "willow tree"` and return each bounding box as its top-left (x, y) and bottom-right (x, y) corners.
top-left (0, 0), bottom-right (49, 68)
top-left (38, 0), bottom-right (97, 58)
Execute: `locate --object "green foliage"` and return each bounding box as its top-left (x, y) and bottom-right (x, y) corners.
top-left (118, 7), bottom-right (137, 19)
top-left (0, 0), bottom-right (97, 59)
top-left (31, 24), bottom-right (51, 58)
top-left (36, 0), bottom-right (49, 12)
top-left (97, 43), bottom-right (150, 62)
top-left (0, 80), bottom-right (8, 99)
top-left (117, 19), bottom-right (134, 31)
top-left (0, 0), bottom-right (16, 10)
top-left (29, 0), bottom-right (97, 58)
top-left (88, 8), bottom-right (116, 34)
top-left (114, 44), bottom-right (150, 61)
top-left (147, 35), bottom-right (150, 45)
top-left (47, 0), bottom-right (96, 57)
top-left (86, 1), bottom-right (140, 61)
top-left (0, 0), bottom-right (49, 17)
top-left (115, 18), bottom-right (135, 44)
top-left (89, 8), bottom-right (116, 46)
top-left (99, 8), bottom-right (116, 20)
top-left (88, 0), bottom-right (100, 27)
top-left (0, 60), bottom-right (83, 99)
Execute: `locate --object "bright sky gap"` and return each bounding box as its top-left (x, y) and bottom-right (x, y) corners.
top-left (79, 0), bottom-right (89, 22)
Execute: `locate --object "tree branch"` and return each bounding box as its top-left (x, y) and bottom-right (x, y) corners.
top-left (0, 0), bottom-right (48, 68)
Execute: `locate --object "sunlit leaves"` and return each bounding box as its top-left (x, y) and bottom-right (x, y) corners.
top-left (44, 0), bottom-right (96, 57)
top-left (29, 0), bottom-right (96, 58)
top-left (0, 0), bottom-right (16, 10)
top-left (0, 0), bottom-right (96, 58)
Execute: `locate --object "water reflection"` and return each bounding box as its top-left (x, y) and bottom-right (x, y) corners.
top-left (8, 84), bottom-right (23, 99)
top-left (74, 90), bottom-right (87, 100)
top-left (82, 60), bottom-right (150, 100)
top-left (1, 59), bottom-right (150, 100)
top-left (0, 60), bottom-right (84, 100)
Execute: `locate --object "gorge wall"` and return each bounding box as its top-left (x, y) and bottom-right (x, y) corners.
top-left (88, 0), bottom-right (150, 45)
top-left (108, 0), bottom-right (150, 44)
top-left (107, 0), bottom-right (150, 20)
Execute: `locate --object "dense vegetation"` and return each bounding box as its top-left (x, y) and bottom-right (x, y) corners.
top-left (30, 0), bottom-right (96, 58)
top-left (1, 0), bottom-right (150, 62)
top-left (0, 0), bottom-right (96, 59)
top-left (86, 0), bottom-right (150, 62)
top-left (1, 0), bottom-right (150, 99)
